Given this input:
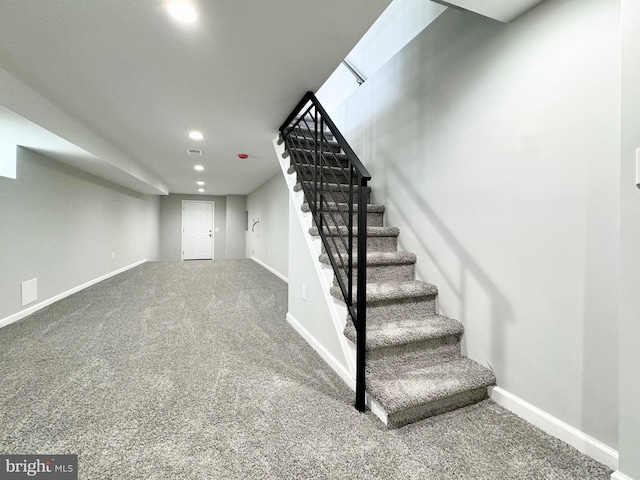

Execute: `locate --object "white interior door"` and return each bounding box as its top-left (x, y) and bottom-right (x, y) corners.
top-left (182, 201), bottom-right (214, 260)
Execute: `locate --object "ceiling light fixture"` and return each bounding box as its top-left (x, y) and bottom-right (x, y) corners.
top-left (198, 188), bottom-right (205, 193)
top-left (194, 165), bottom-right (204, 171)
top-left (196, 180), bottom-right (205, 186)
top-left (189, 130), bottom-right (205, 141)
top-left (167, 1), bottom-right (198, 23)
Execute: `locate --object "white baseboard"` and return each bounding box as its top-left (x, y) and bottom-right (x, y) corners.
top-left (286, 312), bottom-right (354, 388)
top-left (612, 471), bottom-right (635, 480)
top-left (251, 256), bottom-right (289, 283)
top-left (489, 386), bottom-right (619, 470)
top-left (0, 259), bottom-right (147, 329)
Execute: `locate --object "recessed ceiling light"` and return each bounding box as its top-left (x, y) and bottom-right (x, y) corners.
top-left (194, 165), bottom-right (204, 171)
top-left (189, 130), bottom-right (205, 141)
top-left (196, 180), bottom-right (205, 186)
top-left (167, 1), bottom-right (197, 23)
top-left (198, 188), bottom-right (205, 193)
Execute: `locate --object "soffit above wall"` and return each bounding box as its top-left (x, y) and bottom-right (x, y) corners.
top-left (432, 0), bottom-right (545, 22)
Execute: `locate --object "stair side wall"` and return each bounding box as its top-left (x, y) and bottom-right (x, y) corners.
top-left (327, 0), bottom-right (620, 466)
top-left (274, 137), bottom-right (356, 388)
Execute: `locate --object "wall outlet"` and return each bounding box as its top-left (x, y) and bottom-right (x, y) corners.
top-left (302, 284), bottom-right (307, 301)
top-left (636, 148), bottom-right (640, 189)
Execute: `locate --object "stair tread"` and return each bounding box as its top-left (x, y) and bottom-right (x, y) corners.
top-left (288, 146), bottom-right (348, 158)
top-left (301, 203), bottom-right (384, 213)
top-left (290, 167), bottom-right (351, 179)
top-left (344, 315), bottom-right (463, 349)
top-left (287, 164), bottom-right (353, 179)
top-left (309, 225), bottom-right (399, 237)
top-left (320, 251), bottom-right (416, 267)
top-left (288, 133), bottom-right (340, 146)
top-left (287, 122), bottom-right (332, 135)
top-left (366, 357), bottom-right (496, 414)
top-left (330, 280), bottom-right (438, 303)
top-left (294, 182), bottom-right (370, 193)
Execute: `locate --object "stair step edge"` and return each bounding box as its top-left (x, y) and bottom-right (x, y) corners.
top-left (309, 226), bottom-right (399, 237)
top-left (319, 251), bottom-right (416, 267)
top-left (301, 203), bottom-right (385, 213)
top-left (288, 145), bottom-right (346, 155)
top-left (294, 182), bottom-right (371, 193)
top-left (330, 280), bottom-right (438, 303)
top-left (385, 387), bottom-right (491, 429)
top-left (343, 315), bottom-right (463, 349)
top-left (366, 357), bottom-right (496, 415)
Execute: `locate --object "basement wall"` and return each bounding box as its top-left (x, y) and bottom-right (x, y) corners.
top-left (0, 148), bottom-right (160, 323)
top-left (618, 0), bottom-right (640, 477)
top-left (246, 173), bottom-right (289, 280)
top-left (226, 195), bottom-right (247, 259)
top-left (332, 0), bottom-right (620, 452)
top-left (158, 194), bottom-right (228, 261)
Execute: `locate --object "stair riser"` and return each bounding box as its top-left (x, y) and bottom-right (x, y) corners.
top-left (286, 126), bottom-right (333, 141)
top-left (301, 189), bottom-right (371, 205)
top-left (289, 151), bottom-right (348, 168)
top-left (320, 236), bottom-right (398, 255)
top-left (314, 211), bottom-right (383, 228)
top-left (287, 139), bottom-right (342, 154)
top-left (366, 335), bottom-right (461, 362)
top-left (293, 165), bottom-right (356, 184)
top-left (333, 263), bottom-right (415, 286)
top-left (366, 296), bottom-right (437, 322)
top-left (385, 387), bottom-right (490, 429)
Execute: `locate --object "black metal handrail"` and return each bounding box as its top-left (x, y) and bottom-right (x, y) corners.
top-left (279, 91), bottom-right (370, 412)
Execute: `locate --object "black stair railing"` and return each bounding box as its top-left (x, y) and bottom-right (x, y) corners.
top-left (279, 91), bottom-right (370, 412)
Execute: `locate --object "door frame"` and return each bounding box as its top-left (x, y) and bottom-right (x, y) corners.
top-left (181, 200), bottom-right (215, 261)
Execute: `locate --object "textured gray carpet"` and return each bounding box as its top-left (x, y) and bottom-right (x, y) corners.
top-left (0, 260), bottom-right (611, 479)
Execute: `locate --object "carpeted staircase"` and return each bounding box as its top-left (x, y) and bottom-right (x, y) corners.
top-left (283, 127), bottom-right (496, 429)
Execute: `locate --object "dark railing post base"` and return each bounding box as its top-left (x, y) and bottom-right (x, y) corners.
top-left (355, 328), bottom-right (366, 412)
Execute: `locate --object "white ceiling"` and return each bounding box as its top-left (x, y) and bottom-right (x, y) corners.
top-left (0, 0), bottom-right (391, 195)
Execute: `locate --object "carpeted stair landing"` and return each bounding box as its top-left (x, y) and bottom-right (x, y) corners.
top-left (285, 131), bottom-right (496, 428)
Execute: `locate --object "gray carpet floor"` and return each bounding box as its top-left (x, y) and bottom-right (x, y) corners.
top-left (0, 260), bottom-right (612, 479)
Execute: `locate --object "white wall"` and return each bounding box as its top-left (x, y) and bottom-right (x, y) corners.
top-left (271, 136), bottom-right (354, 385)
top-left (226, 195), bottom-right (247, 259)
top-left (619, 0), bottom-right (640, 477)
top-left (332, 0), bottom-right (620, 450)
top-left (0, 148), bottom-right (159, 322)
top-left (246, 173), bottom-right (289, 280)
top-left (159, 194), bottom-right (227, 261)
top-left (158, 194), bottom-right (248, 262)
top-left (287, 195), bottom-right (351, 379)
